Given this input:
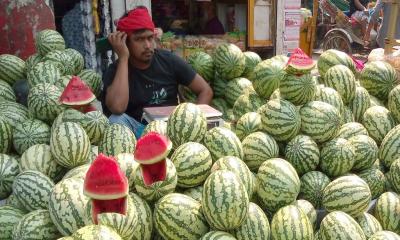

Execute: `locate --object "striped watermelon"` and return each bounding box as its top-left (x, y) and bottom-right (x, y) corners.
top-left (202, 170), bottom-right (249, 230)
top-left (270, 54), bottom-right (289, 65)
top-left (242, 51), bottom-right (262, 78)
top-left (358, 168), bottom-right (386, 199)
top-left (224, 108), bottom-right (235, 122)
top-left (270, 88), bottom-right (281, 100)
top-left (142, 120), bottom-right (167, 136)
top-left (12, 209), bottom-right (61, 240)
top-left (200, 231), bottom-right (236, 240)
top-left (212, 72), bottom-right (227, 98)
top-left (50, 122), bottom-right (91, 168)
top-left (232, 92), bottom-right (264, 120)
top-left (54, 75), bottom-right (73, 89)
top-left (335, 122), bottom-right (369, 139)
top-left (0, 154), bottom-right (19, 199)
top-left (299, 101), bottom-right (342, 143)
top-left (294, 199), bottom-right (317, 228)
top-left (203, 127), bottom-right (244, 161)
top-left (256, 158), bottom-right (300, 212)
top-left (188, 51), bottom-right (214, 82)
top-left (211, 98), bottom-right (229, 115)
top-left (42, 50), bottom-right (74, 75)
top-left (0, 54), bottom-right (26, 85)
top-left (129, 192), bottom-right (153, 240)
top-left (99, 124), bottom-right (136, 157)
top-left (250, 60), bottom-right (286, 99)
top-left (379, 125), bottom-right (400, 168)
top-left (78, 69), bottom-right (103, 97)
top-left (0, 117), bottom-right (12, 154)
top-left (369, 231), bottom-right (400, 240)
top-left (280, 73), bottom-right (317, 105)
top-left (224, 77), bottom-right (253, 106)
top-left (234, 202), bottom-right (270, 240)
top-left (27, 61), bottom-right (61, 87)
top-left (374, 192), bottom-right (400, 234)
top-left (370, 95), bottom-right (386, 107)
top-left (242, 131), bottom-right (279, 172)
top-left (211, 156), bottom-right (254, 198)
top-left (5, 193), bottom-right (28, 213)
top-left (13, 119), bottom-right (51, 154)
top-left (80, 111), bottom-right (109, 145)
top-left (300, 171), bottom-right (330, 208)
top-left (182, 185), bottom-right (203, 202)
top-left (12, 170), bottom-right (54, 211)
top-left (322, 175), bottom-right (371, 217)
top-left (343, 106), bottom-right (355, 123)
top-left (52, 108), bottom-right (85, 131)
top-left (115, 153), bottom-right (138, 189)
top-left (258, 99), bottom-right (301, 142)
top-left (71, 225), bottom-right (122, 240)
top-left (0, 101), bottom-right (29, 127)
top-left (360, 61), bottom-right (398, 100)
top-left (324, 65), bottom-right (356, 104)
top-left (62, 164), bottom-right (90, 180)
top-left (97, 213), bottom-right (136, 240)
top-left (317, 49), bottom-right (356, 77)
top-left (64, 48), bottom-right (85, 75)
top-left (271, 205), bottom-right (314, 240)
top-left (389, 85), bottom-right (400, 123)
top-left (362, 106), bottom-right (396, 144)
top-left (134, 158), bottom-right (177, 202)
top-left (320, 138), bottom-right (356, 177)
top-left (213, 43), bottom-right (245, 80)
top-left (389, 159), bottom-right (400, 193)
top-left (154, 193), bottom-right (209, 239)
top-left (285, 134), bottom-right (320, 176)
top-left (355, 212), bottom-right (383, 238)
top-left (350, 86), bottom-right (371, 122)
top-left (28, 83), bottom-right (65, 123)
top-left (167, 103), bottom-right (207, 148)
top-left (0, 80), bottom-right (16, 102)
top-left (35, 29), bottom-right (66, 56)
top-left (234, 112), bottom-right (262, 140)
top-left (171, 142), bottom-right (212, 188)
top-left (179, 85), bottom-right (197, 103)
top-left (314, 86), bottom-right (344, 114)
top-left (25, 53), bottom-right (42, 72)
top-left (319, 211), bottom-right (366, 240)
top-left (349, 135), bottom-right (378, 171)
top-left (0, 206), bottom-right (24, 239)
top-left (20, 144), bottom-right (64, 181)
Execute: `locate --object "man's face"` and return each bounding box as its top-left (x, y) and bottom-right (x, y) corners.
top-left (127, 29), bottom-right (155, 63)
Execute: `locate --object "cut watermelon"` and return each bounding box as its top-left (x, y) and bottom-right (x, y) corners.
top-left (90, 198), bottom-right (127, 224)
top-left (134, 132), bottom-right (171, 185)
top-left (59, 76), bottom-right (96, 106)
top-left (71, 103), bottom-right (97, 113)
top-left (286, 48), bottom-right (316, 75)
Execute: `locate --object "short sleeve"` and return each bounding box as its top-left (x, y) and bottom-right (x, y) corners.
top-left (170, 54), bottom-right (196, 86)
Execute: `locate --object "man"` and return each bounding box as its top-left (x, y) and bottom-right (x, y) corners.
top-left (102, 7), bottom-right (213, 138)
top-left (349, 0), bottom-right (370, 36)
top-left (198, 0), bottom-right (225, 35)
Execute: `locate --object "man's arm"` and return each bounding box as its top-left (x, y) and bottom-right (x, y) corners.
top-left (354, 0), bottom-right (367, 11)
top-left (105, 32), bottom-right (130, 114)
top-left (187, 74), bottom-right (213, 104)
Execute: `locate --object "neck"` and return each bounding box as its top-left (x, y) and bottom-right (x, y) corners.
top-left (129, 56), bottom-right (151, 70)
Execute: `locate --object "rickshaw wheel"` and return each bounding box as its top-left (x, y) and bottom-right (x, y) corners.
top-left (322, 30), bottom-right (352, 54)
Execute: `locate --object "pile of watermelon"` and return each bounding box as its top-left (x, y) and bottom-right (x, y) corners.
top-left (1, 27), bottom-right (400, 240)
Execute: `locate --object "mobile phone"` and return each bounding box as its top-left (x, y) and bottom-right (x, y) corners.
top-left (96, 37), bottom-right (113, 53)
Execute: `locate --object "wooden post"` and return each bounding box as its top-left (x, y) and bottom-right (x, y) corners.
top-left (384, 0), bottom-right (399, 54)
top-left (309, 0), bottom-right (319, 56)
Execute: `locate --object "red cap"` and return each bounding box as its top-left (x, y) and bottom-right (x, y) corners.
top-left (116, 8), bottom-right (155, 34)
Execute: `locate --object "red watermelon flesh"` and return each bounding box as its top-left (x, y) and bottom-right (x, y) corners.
top-left (71, 103), bottom-right (97, 113)
top-left (286, 48), bottom-right (315, 74)
top-left (91, 198), bottom-right (127, 224)
top-left (59, 76), bottom-right (96, 106)
top-left (140, 160), bottom-right (167, 186)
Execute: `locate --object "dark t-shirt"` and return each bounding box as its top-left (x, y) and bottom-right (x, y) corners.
top-left (204, 17), bottom-right (225, 35)
top-left (349, 0), bottom-right (369, 15)
top-left (102, 49), bottom-right (196, 121)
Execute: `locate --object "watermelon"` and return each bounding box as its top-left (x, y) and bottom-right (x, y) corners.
top-left (50, 122), bottom-right (91, 168)
top-left (0, 154), bottom-right (19, 199)
top-left (0, 117), bottom-right (12, 154)
top-left (355, 212), bottom-right (383, 238)
top-left (171, 142), bottom-right (212, 188)
top-left (35, 29), bottom-right (66, 56)
top-left (350, 86), bottom-right (371, 122)
top-left (77, 69), bottom-right (103, 97)
top-left (42, 50), bottom-right (74, 75)
top-left (71, 225), bottom-right (122, 240)
top-left (324, 65), bottom-right (356, 104)
top-left (380, 125), bottom-right (400, 168)
top-left (0, 206), bottom-right (24, 239)
top-left (167, 103), bottom-right (207, 148)
top-left (362, 106), bottom-right (396, 144)
top-left (0, 79), bottom-right (16, 102)
top-left (97, 212), bottom-right (136, 240)
top-left (319, 138), bottom-right (356, 177)
top-left (342, 106), bottom-right (355, 123)
top-left (213, 43), bottom-right (245, 80)
top-left (27, 61), bottom-right (61, 87)
top-left (348, 135), bottom-right (378, 171)
top-left (389, 159), bottom-right (400, 192)
top-left (294, 199), bottom-right (317, 228)
top-left (258, 99), bottom-right (301, 141)
top-left (59, 76), bottom-right (96, 106)
top-left (250, 60), bottom-right (286, 99)
top-left (319, 211), bottom-right (366, 240)
top-left (52, 108), bottom-right (85, 131)
top-left (62, 164), bottom-right (90, 180)
top-left (202, 127), bottom-right (244, 161)
top-left (200, 231), bottom-right (236, 240)
top-left (234, 202), bottom-right (270, 240)
top-left (242, 131), bottom-right (279, 172)
top-left (99, 124), bottom-right (136, 157)
top-left (129, 192), bottom-right (153, 240)
top-left (358, 167), bottom-right (386, 199)
top-left (212, 72), bottom-right (227, 98)
top-left (232, 92), bottom-right (264, 120)
top-left (299, 101), bottom-right (342, 143)
top-left (360, 61), bottom-right (398, 100)
top-left (389, 85), bottom-right (400, 123)
top-left (0, 101), bottom-right (29, 127)
top-left (242, 51), bottom-right (262, 78)
top-left (154, 193), bottom-right (209, 239)
top-left (202, 170), bottom-right (249, 230)
top-left (4, 193), bottom-right (28, 213)
top-left (80, 111), bottom-right (109, 145)
top-left (317, 49), bottom-right (356, 77)
top-left (369, 231), bottom-right (400, 240)
top-left (270, 55), bottom-right (289, 65)
top-left (270, 205), bottom-right (314, 240)
top-left (54, 75), bottom-right (73, 90)
top-left (224, 77), bottom-right (253, 106)
top-left (64, 48), bottom-right (85, 75)
top-left (299, 171), bottom-right (331, 208)
top-left (142, 120), bottom-right (167, 136)
top-left (28, 83), bottom-right (65, 123)
top-left (12, 170), bottom-right (54, 211)
top-left (314, 86), bottom-right (344, 114)
top-left (285, 48), bottom-right (315, 74)
top-left (256, 158), bottom-right (300, 212)
top-left (374, 192), bottom-right (400, 235)
top-left (12, 209), bottom-right (61, 240)
top-left (0, 54), bottom-right (26, 85)
top-left (322, 175), bottom-right (371, 217)
top-left (25, 53), bottom-right (42, 72)
top-left (335, 122), bottom-right (369, 139)
top-left (285, 134), bottom-right (320, 176)
top-left (182, 185), bottom-right (204, 202)
top-left (234, 112), bottom-right (262, 140)
top-left (188, 51), bottom-right (214, 82)
top-left (211, 98), bottom-right (229, 116)
top-left (13, 119), bottom-right (51, 154)
top-left (279, 73), bottom-right (316, 105)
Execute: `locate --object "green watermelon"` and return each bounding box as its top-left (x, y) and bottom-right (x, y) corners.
top-left (203, 127), bottom-right (244, 161)
top-left (379, 125), bottom-right (400, 168)
top-left (188, 51), bottom-right (214, 82)
top-left (234, 112), bottom-right (262, 140)
top-left (355, 212), bottom-right (383, 238)
top-left (0, 79), bottom-right (16, 102)
top-left (0, 154), bottom-right (19, 199)
top-left (0, 206), bottom-right (24, 239)
top-left (317, 49), bottom-right (356, 77)
top-left (182, 185), bottom-right (204, 202)
top-left (0, 117), bottom-right (12, 154)
top-left (319, 138), bottom-right (356, 177)
top-left (213, 43), bottom-right (245, 80)
top-left (200, 231), bottom-right (236, 240)
top-left (358, 167), bottom-right (386, 199)
top-left (97, 212), bottom-right (136, 240)
top-left (234, 202), bottom-right (270, 240)
top-left (294, 199), bottom-right (317, 228)
top-left (389, 85), bottom-right (400, 124)
top-left (129, 192), bottom-right (153, 240)
top-left (389, 159), bottom-right (400, 193)
top-left (319, 211), bottom-right (366, 240)
top-left (374, 192), bottom-right (400, 235)
top-left (142, 120), bottom-right (167, 136)
top-left (42, 50), bottom-right (74, 75)
top-left (348, 135), bottom-right (378, 171)
top-left (285, 134), bottom-right (320, 176)
top-left (62, 164), bottom-right (90, 180)
top-left (54, 75), bottom-right (73, 90)
top-left (250, 60), bottom-right (285, 99)
top-left (4, 193), bottom-right (28, 213)
top-left (78, 69), bottom-right (103, 97)
top-left (35, 29), bottom-right (66, 56)
top-left (80, 111), bottom-right (109, 145)
top-left (0, 54), bottom-right (26, 85)
top-left (52, 108), bottom-right (85, 131)
top-left (369, 231), bottom-right (400, 240)
top-left (314, 86), bottom-right (344, 114)
top-left (242, 51), bottom-right (262, 78)
top-left (0, 101), bottom-right (29, 127)
top-left (362, 106), bottom-right (396, 144)
top-left (25, 53), bottom-right (42, 72)
top-left (232, 92), bottom-right (264, 120)
top-left (280, 73), bottom-right (316, 105)
top-left (350, 86), bottom-right (371, 122)
top-left (335, 122), bottom-right (369, 139)
top-left (224, 77), bottom-right (253, 106)
top-left (324, 65), bottom-right (356, 104)
top-left (13, 119), bottom-right (51, 154)
top-left (99, 124), bottom-right (136, 157)
top-left (212, 72), bottom-right (227, 98)
top-left (64, 48), bottom-right (85, 75)
top-left (27, 61), bottom-right (61, 87)
top-left (115, 153), bottom-right (138, 189)
top-left (299, 171), bottom-right (331, 208)
top-left (71, 225), bottom-right (122, 240)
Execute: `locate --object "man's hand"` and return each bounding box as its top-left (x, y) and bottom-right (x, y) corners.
top-left (108, 31), bottom-right (129, 59)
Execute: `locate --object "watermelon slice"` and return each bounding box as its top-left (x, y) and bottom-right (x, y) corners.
top-left (59, 76), bottom-right (96, 106)
top-left (286, 48), bottom-right (316, 75)
top-left (83, 154), bottom-right (129, 224)
top-left (134, 132), bottom-right (172, 186)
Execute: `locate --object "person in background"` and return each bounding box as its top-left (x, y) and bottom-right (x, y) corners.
top-left (102, 7), bottom-right (213, 138)
top-left (349, 0), bottom-right (370, 36)
top-left (197, 0), bottom-right (225, 35)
